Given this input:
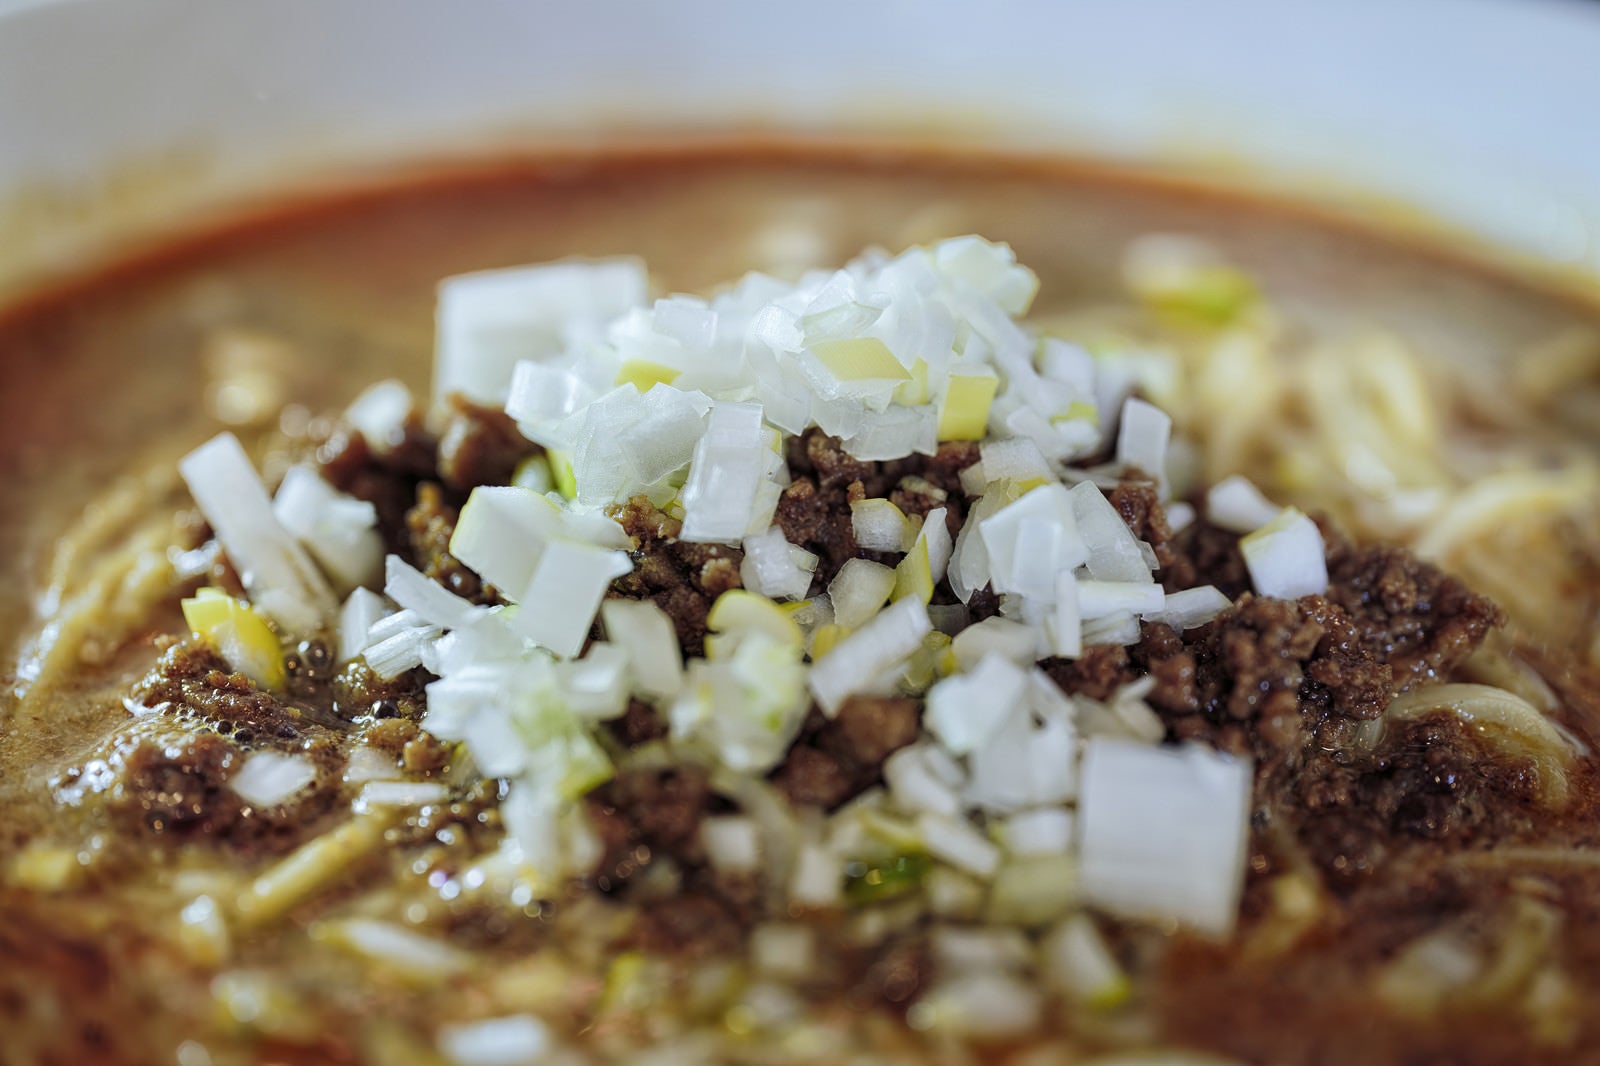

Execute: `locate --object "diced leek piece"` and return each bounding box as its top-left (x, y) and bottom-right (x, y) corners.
top-left (614, 358), bottom-right (681, 390)
top-left (893, 358), bottom-right (931, 406)
top-left (892, 538), bottom-right (935, 604)
top-left (810, 337), bottom-right (910, 382)
top-left (1051, 400), bottom-right (1099, 425)
top-left (937, 370), bottom-right (1000, 441)
top-left (181, 587), bottom-right (286, 691)
top-left (547, 449), bottom-right (578, 501)
top-left (844, 853), bottom-right (931, 905)
top-left (1240, 506), bottom-right (1328, 600)
top-left (511, 454), bottom-right (554, 493)
top-left (850, 497), bottom-right (913, 553)
top-left (1147, 266), bottom-right (1257, 326)
top-left (810, 623), bottom-right (851, 660)
top-left (706, 589), bottom-right (804, 650)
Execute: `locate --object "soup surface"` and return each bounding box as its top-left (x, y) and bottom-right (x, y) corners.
top-left (3, 144), bottom-right (1600, 1066)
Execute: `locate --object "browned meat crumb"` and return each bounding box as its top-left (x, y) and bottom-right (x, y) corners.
top-left (332, 660), bottom-right (428, 722)
top-left (101, 731), bottom-right (342, 859)
top-left (772, 744), bottom-right (858, 809)
top-left (608, 495), bottom-right (744, 657)
top-left (1110, 475), bottom-right (1178, 570)
top-left (1290, 716), bottom-right (1547, 890)
top-left (1322, 537), bottom-right (1506, 687)
top-left (774, 697), bottom-right (921, 810)
top-left (132, 640), bottom-right (317, 743)
top-left (405, 481), bottom-right (497, 602)
top-left (631, 893), bottom-right (744, 958)
top-left (777, 432), bottom-right (980, 587)
top-left (1160, 517), bottom-right (1254, 598)
top-left (436, 395), bottom-right (540, 493)
top-left (595, 765), bottom-right (712, 859)
top-left (1042, 644), bottom-right (1140, 703)
top-left (317, 418), bottom-right (439, 556)
top-left (606, 698), bottom-right (668, 748)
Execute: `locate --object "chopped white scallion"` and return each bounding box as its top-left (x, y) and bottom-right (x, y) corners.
top-left (1114, 396), bottom-right (1172, 495)
top-left (447, 486), bottom-right (567, 597)
top-left (1076, 580), bottom-right (1166, 621)
top-left (950, 616), bottom-right (1039, 669)
top-left (363, 615), bottom-right (443, 680)
top-left (1153, 585), bottom-right (1233, 631)
top-left (319, 918), bottom-right (470, 979)
top-left (750, 923), bottom-right (816, 982)
top-left (337, 588), bottom-right (389, 665)
top-left (1078, 737), bottom-right (1253, 937)
top-left (679, 401), bottom-right (771, 543)
top-left (178, 433), bottom-right (336, 635)
top-left (342, 379), bottom-right (414, 453)
top-left (828, 558), bottom-right (897, 629)
top-left (808, 597), bottom-right (932, 715)
top-left (979, 483), bottom-right (1088, 600)
top-left (1042, 914), bottom-right (1130, 1008)
top-left (599, 599), bottom-right (683, 699)
top-left (272, 464), bottom-right (383, 592)
top-left (790, 843), bottom-right (842, 907)
top-left (1082, 611), bottom-right (1142, 647)
top-left (965, 703), bottom-right (1077, 813)
top-left (229, 752), bottom-right (317, 808)
top-left (1001, 807), bottom-right (1076, 856)
top-left (1069, 479), bottom-right (1156, 584)
top-left (1240, 506), bottom-right (1329, 599)
top-left (851, 497), bottom-right (914, 552)
top-left (884, 743), bottom-right (964, 818)
top-left (917, 811), bottom-right (1001, 879)
top-left (1206, 474), bottom-right (1283, 533)
top-left (739, 526), bottom-right (818, 601)
top-left (385, 555), bottom-right (485, 631)
top-left (924, 653), bottom-right (1029, 756)
top-left (701, 816), bottom-right (762, 873)
top-left (553, 642), bottom-right (631, 721)
top-left (513, 541), bottom-right (633, 659)
top-left (435, 257), bottom-right (647, 409)
top-left (437, 1014), bottom-right (555, 1066)
top-left (353, 781), bottom-right (453, 812)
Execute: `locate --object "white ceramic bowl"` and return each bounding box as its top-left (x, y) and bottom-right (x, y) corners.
top-left (3, 0), bottom-right (1600, 290)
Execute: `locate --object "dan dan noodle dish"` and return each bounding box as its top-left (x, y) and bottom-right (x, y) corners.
top-left (3, 150), bottom-right (1600, 1066)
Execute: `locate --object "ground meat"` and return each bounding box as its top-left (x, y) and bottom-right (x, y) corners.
top-left (586, 763), bottom-right (766, 956)
top-left (103, 732), bottom-right (340, 859)
top-left (631, 893), bottom-right (744, 958)
top-left (332, 661), bottom-right (428, 722)
top-left (774, 474), bottom-right (865, 586)
top-left (1322, 538), bottom-right (1505, 687)
top-left (778, 431), bottom-right (980, 586)
top-left (436, 395), bottom-right (539, 493)
top-left (404, 481), bottom-right (494, 602)
top-left (1110, 475), bottom-right (1177, 570)
top-left (1042, 644), bottom-right (1140, 702)
top-left (109, 733), bottom-right (241, 838)
top-left (132, 640), bottom-right (321, 744)
top-left (606, 699), bottom-right (668, 748)
top-left (608, 496), bottom-right (744, 657)
top-left (1290, 715), bottom-right (1546, 890)
top-left (1160, 518), bottom-right (1253, 598)
top-left (773, 697), bottom-right (921, 810)
top-left (593, 765), bottom-right (712, 859)
top-left (847, 934), bottom-right (932, 1011)
top-left (361, 717), bottom-right (419, 754)
top-left (316, 418), bottom-right (439, 557)
top-left (772, 744), bottom-right (858, 809)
